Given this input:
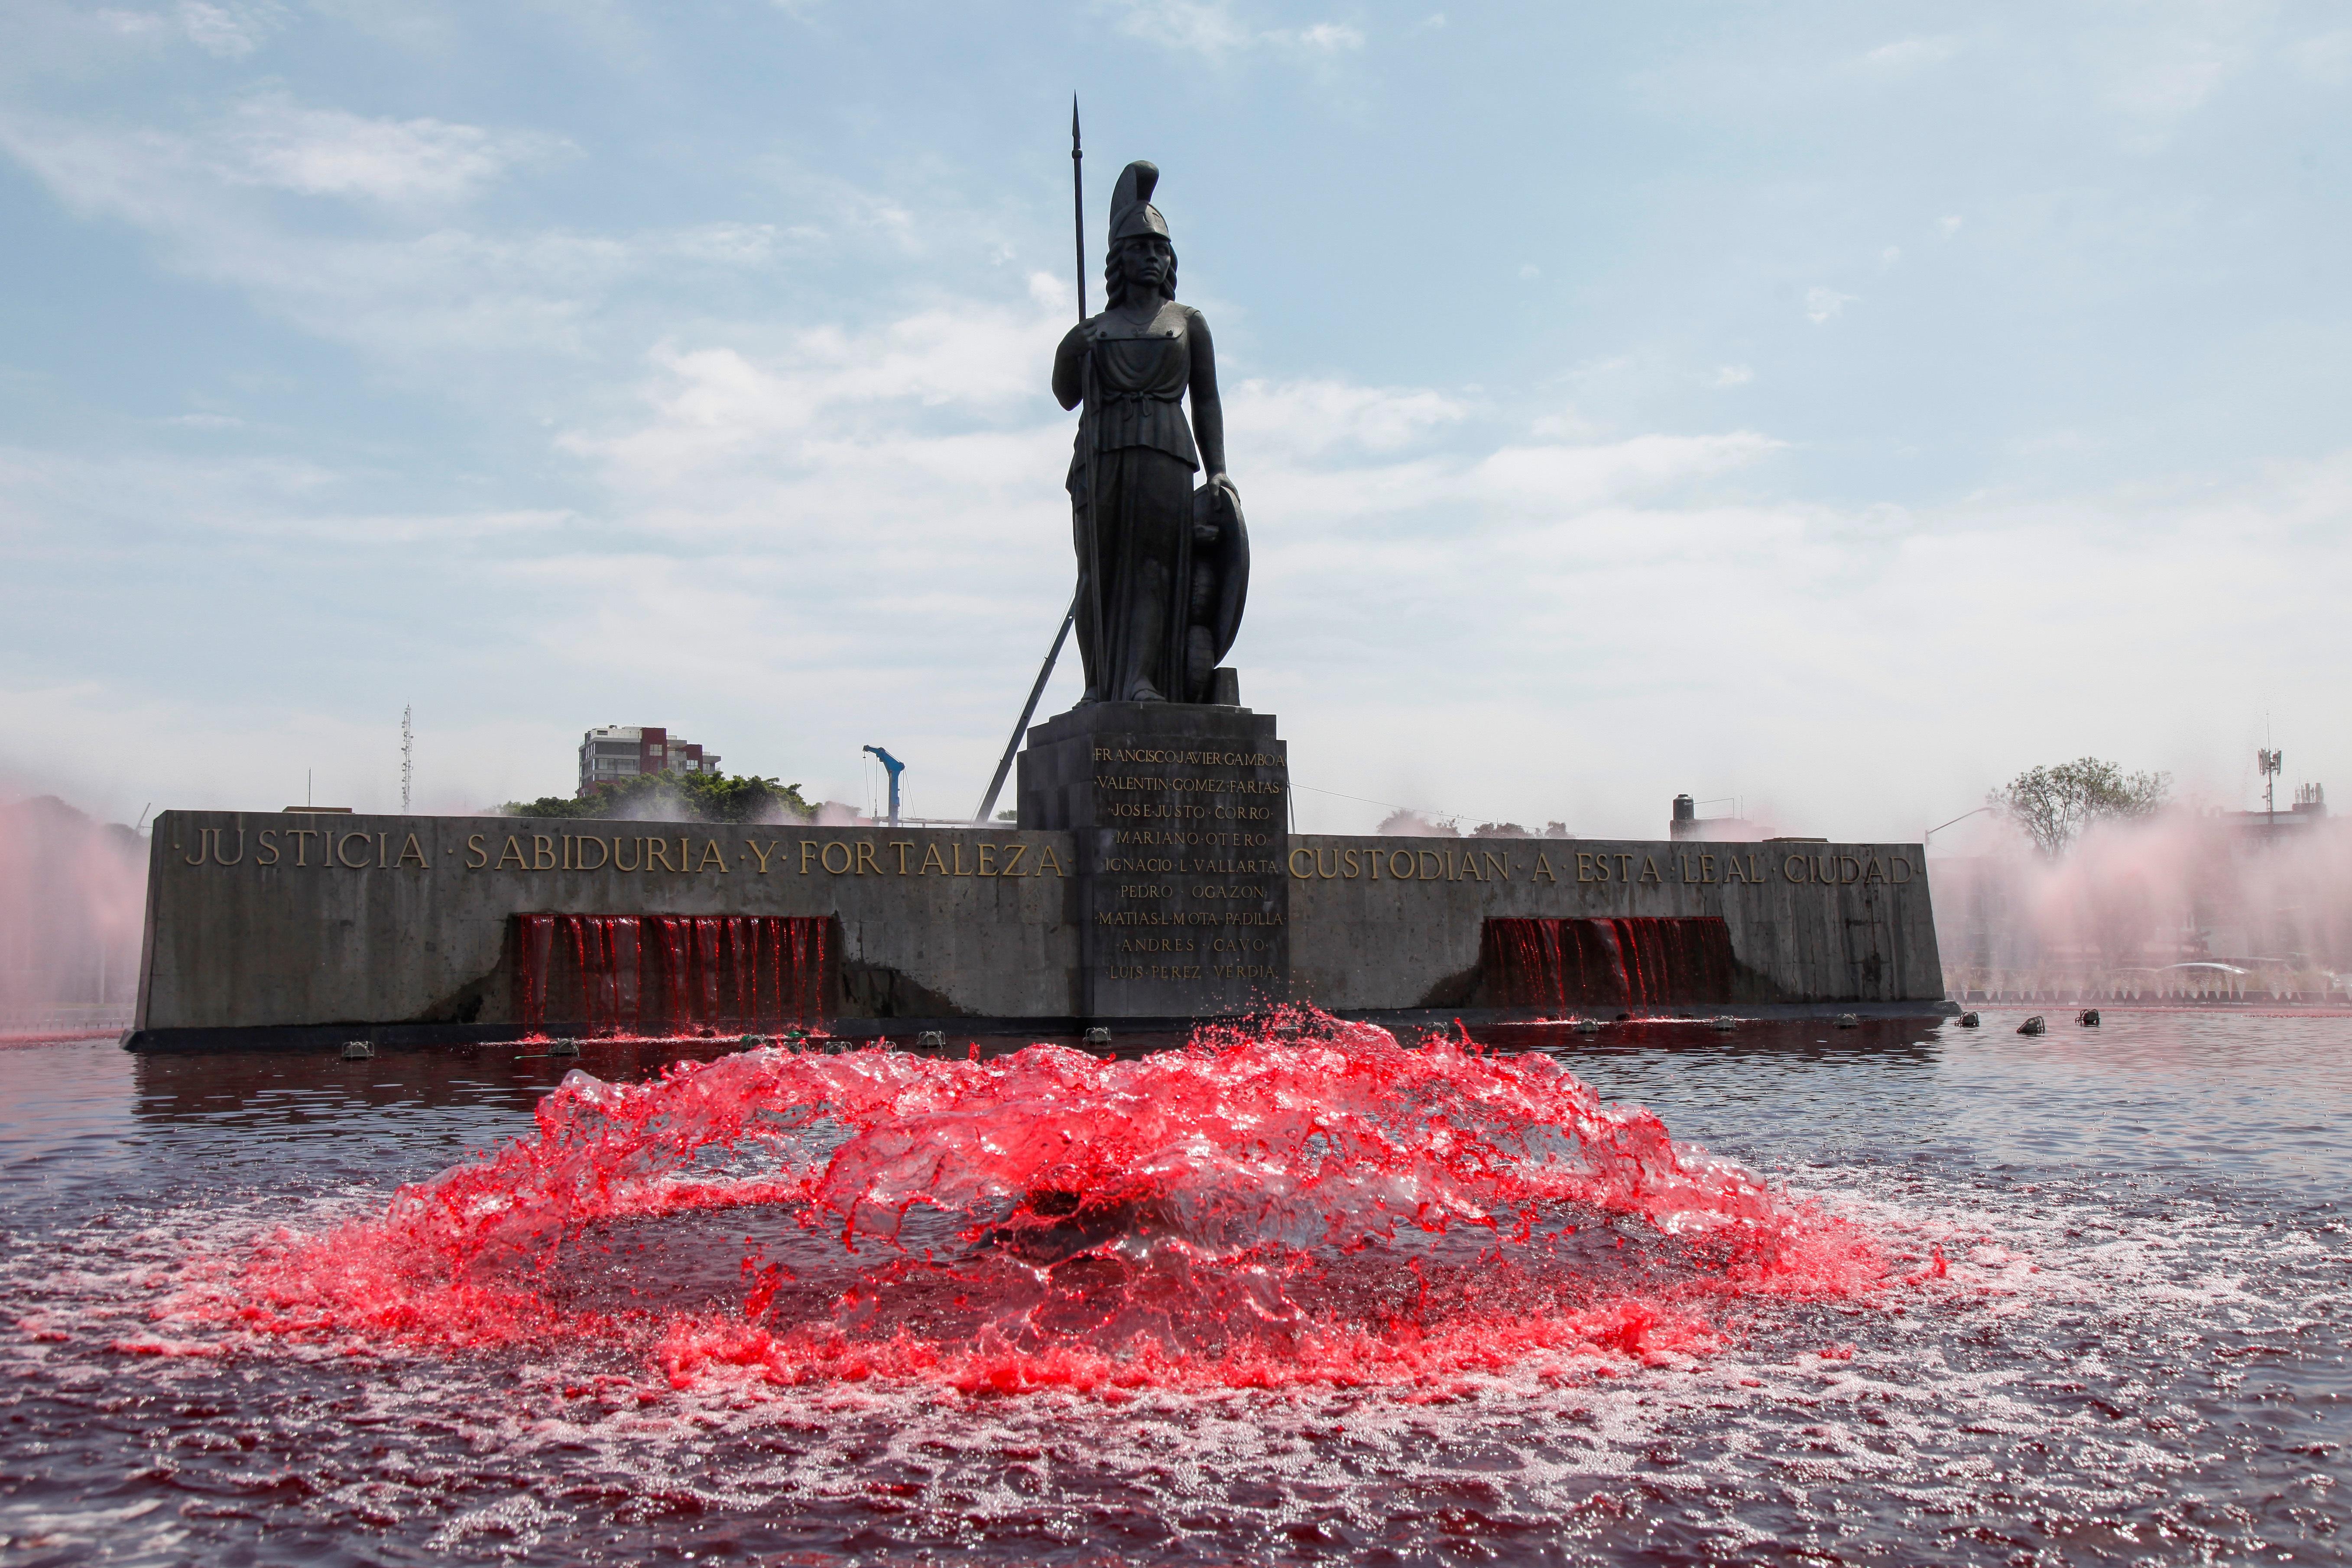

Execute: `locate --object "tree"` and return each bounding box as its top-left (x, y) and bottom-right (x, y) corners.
top-left (1992, 758), bottom-right (2169, 857)
top-left (499, 771), bottom-right (818, 824)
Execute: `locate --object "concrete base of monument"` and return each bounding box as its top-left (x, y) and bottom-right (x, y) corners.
top-left (124, 789), bottom-right (1951, 1049)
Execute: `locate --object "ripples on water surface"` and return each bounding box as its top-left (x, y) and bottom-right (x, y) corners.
top-left (2, 1010), bottom-right (2346, 1565)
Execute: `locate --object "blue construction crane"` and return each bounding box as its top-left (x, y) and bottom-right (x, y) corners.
top-left (862, 746), bottom-right (905, 827)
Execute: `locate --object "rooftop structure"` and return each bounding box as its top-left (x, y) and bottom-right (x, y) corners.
top-left (1670, 793), bottom-right (1766, 843)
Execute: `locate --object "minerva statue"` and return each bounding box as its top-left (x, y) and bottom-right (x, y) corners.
top-left (1053, 161), bottom-right (1249, 706)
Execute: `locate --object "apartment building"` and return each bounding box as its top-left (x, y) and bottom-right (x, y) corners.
top-left (577, 725), bottom-right (722, 796)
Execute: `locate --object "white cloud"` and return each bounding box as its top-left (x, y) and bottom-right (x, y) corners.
top-left (97, 2), bottom-right (287, 58)
top-left (219, 95), bottom-right (570, 204)
top-left (1937, 214), bottom-right (1963, 237)
top-left (1860, 35), bottom-right (1959, 72)
top-left (1805, 286), bottom-right (1856, 324)
top-left (1110, 0), bottom-right (1365, 57)
top-left (1708, 364), bottom-right (1753, 389)
top-left (1112, 0), bottom-right (1252, 53)
top-left (1227, 377), bottom-right (1468, 460)
top-left (175, 0), bottom-right (284, 58)
top-left (0, 104), bottom-right (779, 375)
top-left (1293, 23), bottom-right (1364, 51)
top-left (1469, 431), bottom-right (1780, 514)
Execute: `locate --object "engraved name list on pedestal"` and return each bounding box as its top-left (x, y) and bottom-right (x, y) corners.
top-left (1016, 703), bottom-right (1291, 1019)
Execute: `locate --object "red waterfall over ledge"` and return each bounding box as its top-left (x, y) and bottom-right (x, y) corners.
top-left (513, 915), bottom-right (832, 1036)
top-left (1482, 916), bottom-right (1736, 1010)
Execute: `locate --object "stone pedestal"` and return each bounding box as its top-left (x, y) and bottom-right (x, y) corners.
top-left (1017, 702), bottom-right (1290, 1019)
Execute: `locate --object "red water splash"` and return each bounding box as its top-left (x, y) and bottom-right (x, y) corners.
top-left (1483, 917), bottom-right (1736, 1010)
top-left (515, 914), bottom-right (829, 1035)
top-left (199, 1009), bottom-right (1885, 1394)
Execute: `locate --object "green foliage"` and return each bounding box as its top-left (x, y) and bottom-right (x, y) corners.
top-left (499, 771), bottom-right (818, 824)
top-left (1992, 758), bottom-right (2170, 857)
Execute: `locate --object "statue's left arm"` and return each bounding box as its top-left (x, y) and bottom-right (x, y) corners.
top-left (1187, 309), bottom-right (1236, 499)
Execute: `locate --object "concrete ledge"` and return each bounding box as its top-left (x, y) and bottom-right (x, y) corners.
top-left (123, 997), bottom-right (1961, 1052)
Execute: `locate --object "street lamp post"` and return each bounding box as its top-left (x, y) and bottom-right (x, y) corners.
top-left (1925, 805), bottom-right (1995, 847)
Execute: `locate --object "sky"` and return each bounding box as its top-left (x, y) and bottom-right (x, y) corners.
top-left (1, 0), bottom-right (2347, 842)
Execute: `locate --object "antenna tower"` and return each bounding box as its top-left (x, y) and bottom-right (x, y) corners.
top-left (401, 705), bottom-right (414, 812)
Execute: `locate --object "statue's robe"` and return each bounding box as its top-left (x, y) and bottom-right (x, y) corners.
top-left (1065, 301), bottom-right (1247, 703)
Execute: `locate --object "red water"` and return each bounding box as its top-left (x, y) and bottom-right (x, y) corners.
top-left (1484, 916), bottom-right (1736, 1010)
top-left (189, 1010), bottom-right (1886, 1396)
top-left (514, 913), bottom-right (829, 1035)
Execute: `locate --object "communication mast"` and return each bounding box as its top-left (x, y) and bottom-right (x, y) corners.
top-left (401, 705), bottom-right (414, 812)
top-left (2258, 746), bottom-right (2282, 829)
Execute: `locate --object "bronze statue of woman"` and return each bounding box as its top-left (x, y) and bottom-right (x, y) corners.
top-left (1053, 161), bottom-right (1248, 706)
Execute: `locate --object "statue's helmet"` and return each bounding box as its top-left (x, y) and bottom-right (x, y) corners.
top-left (1109, 160), bottom-right (1169, 244)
